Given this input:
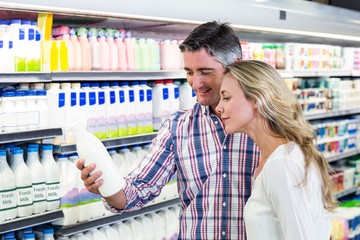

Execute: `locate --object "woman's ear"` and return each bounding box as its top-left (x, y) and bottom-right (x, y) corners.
top-left (252, 100), bottom-right (258, 109)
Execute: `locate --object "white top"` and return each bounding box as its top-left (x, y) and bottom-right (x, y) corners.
top-left (244, 142), bottom-right (330, 240)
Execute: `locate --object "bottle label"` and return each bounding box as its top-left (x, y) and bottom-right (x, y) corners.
top-left (33, 182), bottom-right (47, 203)
top-left (139, 89), bottom-right (145, 102)
top-left (98, 92), bottom-right (105, 105)
top-left (58, 93), bottom-right (65, 108)
top-left (128, 90), bottom-right (135, 103)
top-left (110, 91), bottom-right (116, 104)
top-left (60, 186), bottom-right (78, 208)
top-left (16, 185), bottom-right (33, 206)
top-left (119, 90), bottom-right (125, 103)
top-left (0, 188), bottom-right (17, 211)
top-left (162, 88), bottom-right (169, 100)
top-left (174, 87), bottom-right (179, 99)
top-left (87, 118), bottom-right (97, 134)
top-left (28, 28), bottom-right (35, 41)
top-left (19, 28), bottom-right (25, 40)
top-left (146, 89), bottom-right (152, 102)
top-left (108, 116), bottom-right (118, 138)
top-left (79, 92), bottom-right (86, 106)
top-left (71, 92), bottom-right (77, 106)
top-left (89, 92), bottom-right (96, 106)
top-left (47, 181), bottom-right (60, 202)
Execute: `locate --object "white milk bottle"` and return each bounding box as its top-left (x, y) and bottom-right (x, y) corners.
top-left (91, 82), bottom-right (107, 139)
top-left (14, 91), bottom-right (27, 131)
top-left (71, 233), bottom-right (90, 240)
top-left (152, 80), bottom-right (170, 130)
top-left (40, 145), bottom-right (60, 211)
top-left (179, 79), bottom-right (194, 110)
top-left (2, 91), bottom-right (17, 132)
top-left (23, 233), bottom-right (35, 240)
top-left (69, 83), bottom-right (87, 143)
top-left (164, 207), bottom-right (179, 239)
top-left (110, 82), bottom-right (128, 137)
top-left (150, 211), bottom-right (167, 240)
top-left (61, 82), bottom-right (73, 143)
top-left (81, 83), bottom-right (95, 135)
top-left (25, 90), bottom-right (38, 130)
top-left (10, 149), bottom-right (34, 217)
top-left (72, 124), bottom-right (125, 197)
top-left (26, 147), bottom-right (47, 214)
top-left (0, 149), bottom-right (17, 222)
top-left (43, 227), bottom-right (55, 240)
top-left (36, 90), bottom-right (49, 128)
top-left (52, 154), bottom-right (79, 225)
top-left (119, 146), bottom-right (138, 174)
top-left (68, 153), bottom-right (92, 222)
top-left (113, 221), bottom-right (132, 239)
top-left (88, 28), bottom-right (101, 70)
top-left (47, 83), bottom-right (65, 144)
top-left (139, 214), bottom-right (154, 240)
top-left (120, 81), bottom-right (137, 135)
top-left (99, 225), bottom-right (119, 239)
top-left (130, 81), bottom-right (145, 134)
top-left (131, 144), bottom-right (147, 163)
top-left (108, 148), bottom-right (128, 178)
top-left (165, 79), bottom-right (180, 116)
top-left (139, 81), bottom-right (153, 133)
top-left (129, 218), bottom-right (144, 240)
top-left (100, 82), bottom-right (118, 138)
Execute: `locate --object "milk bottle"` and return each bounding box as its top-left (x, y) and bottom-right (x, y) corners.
top-left (40, 145), bottom-right (60, 211)
top-left (76, 27), bottom-right (92, 71)
top-left (69, 28), bottom-right (82, 71)
top-left (99, 225), bottom-right (119, 239)
top-left (114, 30), bottom-right (127, 70)
top-left (68, 83), bottom-right (87, 143)
top-left (26, 147), bottom-right (47, 214)
top-left (97, 28), bottom-right (110, 71)
top-left (105, 28), bottom-right (118, 71)
top-left (61, 82), bottom-right (73, 143)
top-left (150, 211), bottom-right (167, 240)
top-left (179, 79), bottom-right (194, 110)
top-left (1, 91), bottom-right (17, 132)
top-left (171, 39), bottom-right (181, 70)
top-left (108, 148), bottom-right (128, 177)
top-left (152, 80), bottom-right (170, 130)
top-left (160, 39), bottom-right (174, 70)
top-left (43, 228), bottom-right (55, 240)
top-left (81, 83), bottom-right (96, 135)
top-left (70, 233), bottom-right (90, 240)
top-left (133, 38), bottom-right (141, 70)
top-left (36, 90), bottom-right (49, 128)
top-left (164, 207), bottom-right (179, 239)
top-left (72, 124), bottom-right (125, 197)
top-left (130, 81), bottom-right (145, 134)
top-left (165, 79), bottom-right (180, 116)
top-left (110, 82), bottom-right (128, 137)
top-left (139, 214), bottom-right (154, 240)
top-left (113, 221), bottom-right (132, 239)
top-left (25, 90), bottom-right (37, 130)
top-left (10, 149), bottom-right (33, 217)
top-left (47, 83), bottom-right (65, 144)
top-left (68, 153), bottom-right (92, 222)
top-left (88, 28), bottom-right (101, 70)
top-left (14, 91), bottom-right (27, 131)
top-left (100, 82), bottom-right (118, 138)
top-left (85, 229), bottom-right (106, 240)
top-left (128, 218), bottom-right (144, 240)
top-left (91, 82), bottom-right (107, 139)
top-left (132, 144), bottom-right (147, 163)
top-left (120, 81), bottom-right (137, 135)
top-left (23, 233), bottom-right (35, 240)
top-left (124, 37), bottom-right (135, 70)
top-left (0, 150), bottom-right (17, 222)
top-left (53, 154), bottom-right (79, 225)
top-left (9, 19), bottom-right (26, 72)
top-left (119, 146), bottom-right (138, 174)
top-left (139, 81), bottom-right (153, 133)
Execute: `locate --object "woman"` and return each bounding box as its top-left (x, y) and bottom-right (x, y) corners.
top-left (215, 60), bottom-right (337, 239)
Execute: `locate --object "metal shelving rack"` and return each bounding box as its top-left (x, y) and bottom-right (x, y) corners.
top-left (0, 128), bottom-right (62, 144)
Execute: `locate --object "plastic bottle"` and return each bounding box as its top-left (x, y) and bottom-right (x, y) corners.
top-left (0, 150), bottom-right (17, 222)
top-left (91, 82), bottom-right (107, 139)
top-left (10, 149), bottom-right (34, 217)
top-left (22, 20), bottom-right (35, 71)
top-left (70, 233), bottom-right (90, 240)
top-left (72, 124), bottom-right (125, 197)
top-left (23, 233), bottom-right (35, 240)
top-left (35, 90), bottom-right (49, 129)
top-left (138, 38), bottom-right (150, 70)
top-left (69, 83), bottom-right (87, 142)
top-left (110, 82), bottom-right (128, 137)
top-left (32, 22), bottom-right (41, 72)
top-left (85, 229), bottom-right (106, 240)
top-left (160, 39), bottom-right (174, 70)
top-left (43, 228), bottom-right (55, 240)
top-left (97, 28), bottom-right (110, 71)
top-left (88, 28), bottom-right (101, 70)
top-left (61, 82), bottom-right (73, 143)
top-left (119, 146), bottom-right (138, 174)
top-left (139, 214), bottom-right (154, 240)
top-left (1, 91), bottom-right (17, 132)
top-left (14, 91), bottom-right (27, 131)
top-left (40, 145), bottom-right (60, 211)
top-left (53, 154), bottom-right (79, 225)
top-left (47, 83), bottom-right (65, 143)
top-left (152, 80), bottom-right (170, 130)
top-left (9, 19), bottom-right (26, 72)
top-left (133, 38), bottom-right (141, 70)
top-left (179, 79), bottom-right (194, 110)
top-left (101, 82), bottom-right (118, 138)
top-left (99, 225), bottom-right (119, 239)
top-left (108, 148), bottom-right (128, 178)
top-left (124, 37), bottom-right (135, 70)
top-left (130, 81), bottom-right (145, 134)
top-left (128, 218), bottom-right (144, 240)
top-left (114, 30), bottom-right (127, 70)
top-left (81, 83), bottom-right (96, 135)
top-left (165, 79), bottom-right (180, 116)
top-left (24, 90), bottom-right (37, 129)
top-left (26, 147), bottom-right (47, 214)
top-left (52, 26), bottom-right (74, 71)
top-left (76, 27), bottom-right (92, 71)
top-left (146, 38), bottom-right (160, 70)
top-left (139, 81), bottom-right (153, 133)
top-left (105, 28), bottom-right (118, 71)
top-left (150, 211), bottom-right (166, 240)
top-left (49, 40), bottom-right (59, 71)
top-left (120, 82), bottom-right (137, 135)
top-left (132, 144), bottom-right (147, 163)
top-left (113, 221), bottom-right (132, 239)
top-left (69, 28), bottom-right (82, 71)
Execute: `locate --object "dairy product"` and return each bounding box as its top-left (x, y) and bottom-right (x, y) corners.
top-left (114, 30), bottom-right (127, 70)
top-left (113, 221), bottom-right (132, 239)
top-left (179, 80), bottom-right (194, 110)
top-left (120, 82), bottom-right (137, 135)
top-left (76, 27), bottom-right (92, 71)
top-left (91, 82), bottom-right (107, 139)
top-left (130, 81), bottom-right (145, 134)
top-left (88, 28), bottom-right (101, 70)
top-left (110, 82), bottom-right (128, 137)
top-left (99, 225), bottom-right (119, 239)
top-left (165, 79), bottom-right (180, 116)
top-left (101, 82), bottom-right (118, 138)
top-left (152, 80), bottom-right (170, 130)
top-left (105, 28), bottom-right (118, 71)
top-left (139, 81), bottom-right (153, 133)
top-left (36, 90), bottom-right (49, 128)
top-left (119, 146), bottom-right (138, 174)
top-left (98, 28), bottom-right (110, 71)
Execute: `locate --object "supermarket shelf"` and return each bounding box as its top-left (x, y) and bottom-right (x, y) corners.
top-left (0, 72), bottom-right (52, 83)
top-left (55, 133), bottom-right (157, 154)
top-left (317, 70), bottom-right (352, 77)
top-left (51, 71), bottom-right (186, 81)
top-left (352, 70), bottom-right (360, 77)
top-left (278, 70), bottom-right (356, 78)
top-left (334, 186), bottom-right (359, 199)
top-left (0, 128), bottom-right (63, 144)
top-left (326, 148), bottom-right (360, 163)
top-left (0, 209), bottom-right (64, 234)
top-left (58, 198), bottom-right (180, 236)
top-left (305, 108), bottom-right (360, 120)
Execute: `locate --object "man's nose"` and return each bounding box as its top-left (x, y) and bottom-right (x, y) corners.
top-left (192, 73), bottom-right (202, 89)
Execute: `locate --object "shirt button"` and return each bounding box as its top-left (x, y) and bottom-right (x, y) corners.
top-left (223, 173), bottom-right (227, 178)
top-left (214, 120), bottom-right (218, 124)
top-left (223, 146), bottom-right (227, 150)
top-left (223, 202), bottom-right (226, 207)
top-left (222, 231), bottom-right (226, 236)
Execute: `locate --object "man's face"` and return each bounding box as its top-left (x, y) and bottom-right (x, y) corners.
top-left (183, 48), bottom-right (225, 112)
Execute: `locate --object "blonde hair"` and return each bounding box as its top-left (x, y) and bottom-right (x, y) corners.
top-left (226, 60), bottom-right (337, 211)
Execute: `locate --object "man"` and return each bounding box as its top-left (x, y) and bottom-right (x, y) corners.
top-left (77, 21), bottom-right (260, 239)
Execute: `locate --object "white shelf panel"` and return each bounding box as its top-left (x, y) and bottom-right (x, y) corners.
top-left (334, 186), bottom-right (359, 199)
top-left (352, 70), bottom-right (360, 77)
top-left (0, 73), bottom-right (52, 83)
top-left (305, 108), bottom-right (360, 120)
top-left (326, 148), bottom-right (360, 163)
top-left (0, 128), bottom-right (63, 144)
top-left (317, 70), bottom-right (352, 77)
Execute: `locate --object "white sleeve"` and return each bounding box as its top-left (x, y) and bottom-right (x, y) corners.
top-left (262, 156), bottom-right (316, 240)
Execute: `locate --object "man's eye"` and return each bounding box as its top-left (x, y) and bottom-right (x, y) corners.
top-left (201, 71), bottom-right (211, 75)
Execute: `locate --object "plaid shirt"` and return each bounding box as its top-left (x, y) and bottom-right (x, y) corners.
top-left (106, 103), bottom-right (260, 239)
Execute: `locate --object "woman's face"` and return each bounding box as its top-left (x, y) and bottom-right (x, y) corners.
top-left (216, 74), bottom-right (256, 134)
